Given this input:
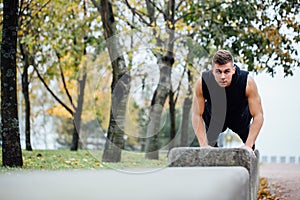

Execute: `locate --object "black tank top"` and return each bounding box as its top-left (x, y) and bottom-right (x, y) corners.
top-left (202, 65), bottom-right (251, 141)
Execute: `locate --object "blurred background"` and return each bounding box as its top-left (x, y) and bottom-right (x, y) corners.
top-left (1, 0), bottom-right (299, 164)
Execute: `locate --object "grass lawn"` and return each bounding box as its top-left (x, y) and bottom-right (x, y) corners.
top-left (0, 149), bottom-right (168, 171)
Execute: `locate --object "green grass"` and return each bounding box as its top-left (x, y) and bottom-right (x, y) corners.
top-left (0, 149), bottom-right (168, 172)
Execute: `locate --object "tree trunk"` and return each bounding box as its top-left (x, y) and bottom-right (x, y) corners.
top-left (70, 0), bottom-right (88, 150)
top-left (70, 70), bottom-right (87, 151)
top-left (22, 63), bottom-right (33, 151)
top-left (169, 67), bottom-right (188, 149)
top-left (168, 88), bottom-right (176, 149)
top-left (19, 43), bottom-right (33, 151)
top-left (102, 71), bottom-right (130, 162)
top-left (93, 0), bottom-right (131, 162)
top-left (145, 55), bottom-right (173, 160)
top-left (180, 69), bottom-right (193, 147)
top-left (70, 121), bottom-right (79, 151)
top-left (145, 0), bottom-right (176, 160)
top-left (1, 0), bottom-right (23, 167)
top-left (180, 98), bottom-right (192, 146)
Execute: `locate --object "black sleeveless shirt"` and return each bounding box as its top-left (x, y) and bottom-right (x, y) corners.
top-left (202, 65), bottom-right (252, 143)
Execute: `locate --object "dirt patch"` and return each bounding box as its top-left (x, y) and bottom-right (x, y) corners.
top-left (260, 164), bottom-right (300, 200)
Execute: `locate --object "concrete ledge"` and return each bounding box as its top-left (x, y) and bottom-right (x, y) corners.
top-left (0, 167), bottom-right (249, 200)
top-left (168, 147), bottom-right (259, 200)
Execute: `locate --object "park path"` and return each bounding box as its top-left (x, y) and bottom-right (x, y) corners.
top-left (260, 163), bottom-right (300, 200)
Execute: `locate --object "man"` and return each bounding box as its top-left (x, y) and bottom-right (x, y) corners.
top-left (192, 50), bottom-right (264, 153)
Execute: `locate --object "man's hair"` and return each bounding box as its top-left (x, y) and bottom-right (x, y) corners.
top-left (212, 50), bottom-right (234, 65)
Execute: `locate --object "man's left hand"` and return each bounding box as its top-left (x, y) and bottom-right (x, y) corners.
top-left (240, 145), bottom-right (256, 157)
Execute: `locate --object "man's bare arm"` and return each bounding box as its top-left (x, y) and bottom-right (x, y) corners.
top-left (245, 76), bottom-right (264, 148)
top-left (192, 78), bottom-right (210, 147)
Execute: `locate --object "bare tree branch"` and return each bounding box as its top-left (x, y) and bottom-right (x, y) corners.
top-left (174, 11), bottom-right (194, 23)
top-left (90, 0), bottom-right (101, 13)
top-left (119, 12), bottom-right (142, 31)
top-left (174, 2), bottom-right (225, 23)
top-left (123, 0), bottom-right (152, 26)
top-left (33, 64), bottom-right (74, 116)
top-left (19, 0), bottom-right (51, 27)
top-left (174, 66), bottom-right (186, 105)
top-left (54, 51), bottom-right (76, 111)
top-left (175, 0), bottom-right (185, 12)
top-left (147, 0), bottom-right (167, 20)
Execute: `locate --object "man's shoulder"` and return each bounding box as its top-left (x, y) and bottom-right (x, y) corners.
top-left (235, 65), bottom-right (249, 76)
top-left (240, 69), bottom-right (249, 75)
top-left (202, 69), bottom-right (212, 75)
top-left (201, 70), bottom-right (213, 80)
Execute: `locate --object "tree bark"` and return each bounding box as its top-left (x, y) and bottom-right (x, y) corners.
top-left (168, 87), bottom-right (176, 149)
top-left (180, 69), bottom-right (193, 147)
top-left (169, 67), bottom-right (186, 149)
top-left (145, 55), bottom-right (173, 159)
top-left (22, 57), bottom-right (33, 151)
top-left (70, 1), bottom-right (88, 150)
top-left (70, 121), bottom-right (79, 151)
top-left (19, 43), bottom-right (33, 151)
top-left (1, 0), bottom-right (23, 167)
top-left (70, 70), bottom-right (87, 151)
top-left (92, 0), bottom-right (131, 162)
top-left (145, 0), bottom-right (176, 160)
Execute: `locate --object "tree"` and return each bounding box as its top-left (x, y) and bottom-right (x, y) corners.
top-left (19, 41), bottom-right (33, 151)
top-left (182, 0), bottom-right (300, 75)
top-left (1, 0), bottom-right (23, 167)
top-left (180, 66), bottom-right (193, 147)
top-left (30, 0), bottom-right (98, 151)
top-left (124, 0), bottom-right (183, 159)
top-left (168, 64), bottom-right (187, 149)
top-left (92, 0), bottom-right (131, 162)
top-left (17, 0), bottom-right (50, 151)
top-left (179, 37), bottom-right (209, 147)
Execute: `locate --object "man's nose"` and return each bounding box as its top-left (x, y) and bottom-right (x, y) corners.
top-left (221, 73), bottom-right (225, 79)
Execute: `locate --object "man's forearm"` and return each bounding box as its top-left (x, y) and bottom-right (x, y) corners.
top-left (245, 114), bottom-right (264, 148)
top-left (192, 113), bottom-right (208, 146)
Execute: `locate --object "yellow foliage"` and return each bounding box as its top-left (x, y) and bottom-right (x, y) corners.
top-left (176, 20), bottom-right (187, 31)
top-left (18, 30), bottom-right (24, 37)
top-left (254, 65), bottom-right (264, 71)
top-left (46, 104), bottom-right (73, 118)
top-left (179, 5), bottom-right (185, 11)
top-left (96, 16), bottom-right (101, 23)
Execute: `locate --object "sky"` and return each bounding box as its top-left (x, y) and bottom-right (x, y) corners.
top-left (253, 68), bottom-right (300, 158)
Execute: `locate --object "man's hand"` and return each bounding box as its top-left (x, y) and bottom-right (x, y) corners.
top-left (201, 145), bottom-right (213, 148)
top-left (240, 145), bottom-right (256, 157)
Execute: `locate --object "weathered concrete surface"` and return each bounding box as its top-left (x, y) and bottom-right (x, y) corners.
top-left (0, 167), bottom-right (249, 200)
top-left (168, 147), bottom-right (259, 200)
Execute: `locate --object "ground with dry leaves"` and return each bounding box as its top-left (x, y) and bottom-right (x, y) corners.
top-left (259, 163), bottom-right (300, 200)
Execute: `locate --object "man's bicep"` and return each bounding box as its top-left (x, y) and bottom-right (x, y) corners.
top-left (247, 77), bottom-right (263, 116)
top-left (192, 94), bottom-right (204, 116)
top-left (192, 79), bottom-right (205, 116)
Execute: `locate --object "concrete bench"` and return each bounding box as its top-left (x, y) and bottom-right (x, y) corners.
top-left (0, 167), bottom-right (249, 200)
top-left (168, 147), bottom-right (260, 200)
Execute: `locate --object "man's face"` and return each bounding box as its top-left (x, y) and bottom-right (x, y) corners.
top-left (212, 62), bottom-right (236, 88)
